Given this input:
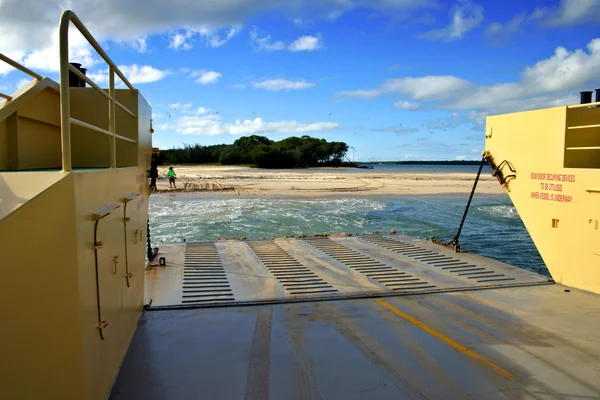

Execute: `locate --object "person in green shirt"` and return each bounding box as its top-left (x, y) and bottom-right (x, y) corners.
top-left (167, 166), bottom-right (176, 188)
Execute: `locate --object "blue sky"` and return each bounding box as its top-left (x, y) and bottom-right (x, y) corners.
top-left (1, 0), bottom-right (599, 161)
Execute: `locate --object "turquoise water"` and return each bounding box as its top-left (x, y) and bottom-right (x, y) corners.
top-left (148, 193), bottom-right (548, 276)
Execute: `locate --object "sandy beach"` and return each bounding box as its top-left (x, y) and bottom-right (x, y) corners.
top-left (154, 165), bottom-right (505, 197)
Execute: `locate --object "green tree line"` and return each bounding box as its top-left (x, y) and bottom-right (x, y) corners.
top-left (157, 135), bottom-right (350, 168)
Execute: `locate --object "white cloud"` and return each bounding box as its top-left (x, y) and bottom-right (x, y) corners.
top-left (231, 84), bottom-right (246, 89)
top-left (339, 38), bottom-right (600, 115)
top-left (250, 27), bottom-right (323, 52)
top-left (532, 0), bottom-right (600, 27)
top-left (485, 13), bottom-right (525, 41)
top-left (252, 78), bottom-right (316, 91)
top-left (0, 26), bottom-right (100, 76)
top-left (337, 89), bottom-right (382, 100)
top-left (190, 70), bottom-right (222, 84)
top-left (482, 1), bottom-right (600, 45)
top-left (419, 0), bottom-right (483, 41)
top-left (88, 64), bottom-right (172, 86)
top-left (131, 36), bottom-right (148, 52)
top-left (207, 26), bottom-right (242, 47)
top-left (174, 114), bottom-right (339, 136)
top-left (288, 35), bottom-right (323, 51)
top-left (393, 100), bottom-right (420, 110)
top-left (168, 103), bottom-right (193, 111)
top-left (169, 30), bottom-right (194, 50)
top-left (169, 26), bottom-right (241, 51)
top-left (455, 155), bottom-right (466, 160)
top-left (250, 26), bottom-right (286, 51)
top-left (119, 64), bottom-right (172, 84)
top-left (0, 1), bottom-right (438, 63)
top-left (373, 126), bottom-right (420, 136)
top-left (385, 76), bottom-right (473, 99)
top-left (195, 106), bottom-right (211, 115)
top-left (327, 10), bottom-right (345, 21)
top-left (340, 76), bottom-right (472, 101)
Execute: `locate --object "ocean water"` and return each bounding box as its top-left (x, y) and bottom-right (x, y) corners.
top-left (148, 192), bottom-right (548, 276)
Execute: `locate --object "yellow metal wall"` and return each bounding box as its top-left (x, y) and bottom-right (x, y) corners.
top-left (0, 119), bottom-right (7, 169)
top-left (0, 87), bottom-right (61, 170)
top-left (0, 174), bottom-right (86, 399)
top-left (0, 90), bottom-right (153, 399)
top-left (486, 106), bottom-right (600, 294)
top-left (0, 171), bottom-right (68, 220)
top-left (70, 88), bottom-right (139, 168)
top-left (71, 167), bottom-right (149, 400)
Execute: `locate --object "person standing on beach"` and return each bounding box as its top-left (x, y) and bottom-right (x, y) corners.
top-left (149, 158), bottom-right (158, 191)
top-left (167, 166), bottom-right (177, 188)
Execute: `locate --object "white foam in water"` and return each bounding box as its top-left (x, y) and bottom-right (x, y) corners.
top-left (149, 196), bottom-right (387, 242)
top-left (482, 205), bottom-right (519, 219)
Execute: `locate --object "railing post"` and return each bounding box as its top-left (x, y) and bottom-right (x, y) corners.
top-left (109, 66), bottom-right (117, 168)
top-left (59, 11), bottom-right (73, 171)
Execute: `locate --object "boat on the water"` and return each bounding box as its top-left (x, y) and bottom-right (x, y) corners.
top-left (1, 10), bottom-right (599, 400)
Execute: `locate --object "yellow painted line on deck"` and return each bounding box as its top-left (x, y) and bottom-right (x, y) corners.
top-left (375, 298), bottom-right (515, 380)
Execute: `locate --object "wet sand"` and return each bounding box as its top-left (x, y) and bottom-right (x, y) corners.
top-left (154, 165), bottom-right (505, 197)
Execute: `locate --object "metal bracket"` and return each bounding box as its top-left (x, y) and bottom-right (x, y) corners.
top-left (97, 320), bottom-right (108, 339)
top-left (112, 256), bottom-right (119, 274)
top-left (484, 152), bottom-right (516, 191)
top-left (144, 298), bottom-right (153, 310)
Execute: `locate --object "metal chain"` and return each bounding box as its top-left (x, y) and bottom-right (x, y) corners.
top-left (430, 154), bottom-right (487, 252)
top-left (147, 219), bottom-right (153, 261)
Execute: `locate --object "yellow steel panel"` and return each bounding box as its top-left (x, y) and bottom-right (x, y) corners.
top-left (485, 105), bottom-right (600, 294)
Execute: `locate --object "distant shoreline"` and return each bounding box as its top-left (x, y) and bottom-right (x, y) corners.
top-left (374, 160), bottom-right (482, 166)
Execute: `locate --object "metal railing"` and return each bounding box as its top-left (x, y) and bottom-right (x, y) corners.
top-left (59, 10), bottom-right (137, 171)
top-left (0, 53), bottom-right (42, 101)
top-left (567, 101), bottom-right (600, 109)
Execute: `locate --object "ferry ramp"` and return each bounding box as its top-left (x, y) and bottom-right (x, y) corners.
top-left (144, 235), bottom-right (551, 307)
top-left (110, 235), bottom-right (600, 399)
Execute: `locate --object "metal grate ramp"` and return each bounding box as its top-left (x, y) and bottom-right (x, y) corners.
top-left (302, 237), bottom-right (435, 292)
top-left (182, 243), bottom-right (235, 305)
top-left (247, 241), bottom-right (338, 296)
top-left (145, 236), bottom-right (552, 308)
top-left (359, 235), bottom-right (532, 284)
